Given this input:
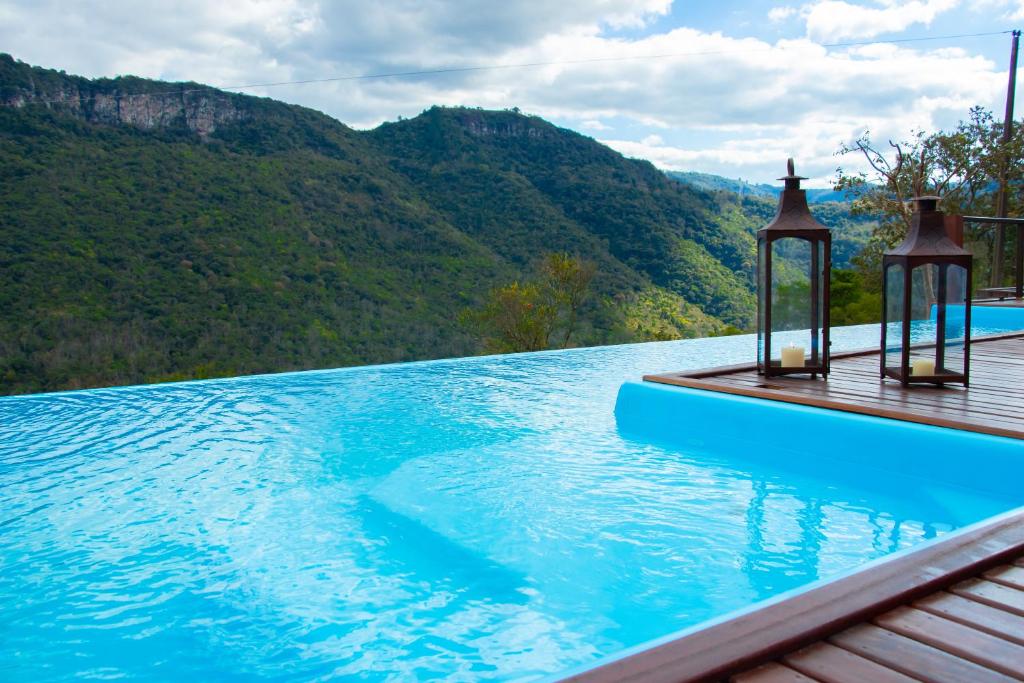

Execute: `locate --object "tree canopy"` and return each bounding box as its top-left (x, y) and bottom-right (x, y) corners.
top-left (835, 107), bottom-right (1024, 287)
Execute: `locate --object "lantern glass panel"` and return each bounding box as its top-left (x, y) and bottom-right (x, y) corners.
top-left (813, 239), bottom-right (825, 365)
top-left (769, 237), bottom-right (821, 365)
top-left (909, 263), bottom-right (969, 378)
top-left (907, 264), bottom-right (939, 376)
top-left (941, 264), bottom-right (969, 377)
top-left (909, 265), bottom-right (935, 321)
top-left (757, 237), bottom-right (766, 367)
top-left (884, 263), bottom-right (905, 372)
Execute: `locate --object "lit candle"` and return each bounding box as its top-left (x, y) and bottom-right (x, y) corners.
top-left (780, 344), bottom-right (805, 368)
top-left (911, 358), bottom-right (936, 376)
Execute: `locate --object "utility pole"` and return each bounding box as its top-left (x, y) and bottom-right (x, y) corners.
top-left (992, 29), bottom-right (1020, 288)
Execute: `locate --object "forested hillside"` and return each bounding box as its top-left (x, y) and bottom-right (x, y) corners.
top-left (666, 171), bottom-right (851, 203)
top-left (0, 54), bottom-right (869, 394)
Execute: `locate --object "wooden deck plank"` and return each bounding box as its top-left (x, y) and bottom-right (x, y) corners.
top-left (952, 579), bottom-right (1024, 616)
top-left (976, 298), bottom-right (1024, 307)
top-left (730, 663), bottom-right (819, 683)
top-left (975, 297), bottom-right (1024, 308)
top-left (873, 606), bottom-right (1024, 677)
top-left (824, 356), bottom-right (1024, 387)
top-left (984, 565), bottom-right (1024, 591)
top-left (652, 366), bottom-right (1024, 401)
top-left (819, 357), bottom-right (1024, 383)
top-left (689, 371), bottom-right (1022, 414)
top-left (644, 334), bottom-right (1024, 440)
top-left (809, 368), bottom-right (1024, 393)
top-left (915, 592), bottom-right (1024, 646)
top-left (782, 642), bottom-right (917, 683)
top-left (829, 624), bottom-right (1019, 683)
top-left (650, 370), bottom-right (1019, 410)
top-left (564, 510), bottom-right (1024, 683)
top-left (671, 342), bottom-right (1024, 389)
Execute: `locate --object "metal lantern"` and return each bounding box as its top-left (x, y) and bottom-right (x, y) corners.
top-left (881, 197), bottom-right (972, 386)
top-left (757, 159), bottom-right (832, 379)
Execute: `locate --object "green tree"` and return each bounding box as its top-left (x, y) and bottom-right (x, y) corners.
top-left (830, 268), bottom-right (882, 325)
top-left (539, 252), bottom-right (596, 348)
top-left (463, 253), bottom-right (595, 353)
top-left (835, 107), bottom-right (1024, 288)
top-left (465, 281), bottom-right (557, 353)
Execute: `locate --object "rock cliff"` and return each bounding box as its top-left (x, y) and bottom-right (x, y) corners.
top-left (0, 53), bottom-right (245, 137)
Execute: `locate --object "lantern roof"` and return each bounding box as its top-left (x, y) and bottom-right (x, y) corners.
top-left (885, 196), bottom-right (971, 258)
top-left (759, 159), bottom-right (830, 234)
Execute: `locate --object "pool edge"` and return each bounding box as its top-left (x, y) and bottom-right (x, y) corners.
top-left (557, 504), bottom-right (1024, 682)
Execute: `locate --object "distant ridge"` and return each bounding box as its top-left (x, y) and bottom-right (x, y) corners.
top-left (1, 53), bottom-right (783, 393)
top-left (0, 54), bottom-right (875, 394)
top-left (666, 170), bottom-right (849, 204)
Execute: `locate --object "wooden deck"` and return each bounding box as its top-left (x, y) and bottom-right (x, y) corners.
top-left (644, 332), bottom-right (1024, 440)
top-left (734, 548), bottom-right (1024, 683)
top-left (976, 297), bottom-right (1024, 308)
top-left (565, 509), bottom-right (1024, 683)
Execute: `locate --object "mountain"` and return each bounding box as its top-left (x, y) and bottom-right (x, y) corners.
top-left (0, 55), bottom-right (869, 395)
top-left (665, 171), bottom-right (875, 268)
top-left (666, 170), bottom-right (850, 204)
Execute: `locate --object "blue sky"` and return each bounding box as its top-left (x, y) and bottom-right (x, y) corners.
top-left (1, 0), bottom-right (1021, 184)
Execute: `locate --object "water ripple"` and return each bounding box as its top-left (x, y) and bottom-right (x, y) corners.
top-left (0, 324), bottom-right (1018, 681)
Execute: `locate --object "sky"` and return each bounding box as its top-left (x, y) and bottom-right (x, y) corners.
top-left (1, 0), bottom-right (1022, 185)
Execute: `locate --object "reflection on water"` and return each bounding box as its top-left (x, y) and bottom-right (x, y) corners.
top-left (0, 323), bottom-right (1018, 682)
top-left (739, 479), bottom-right (944, 602)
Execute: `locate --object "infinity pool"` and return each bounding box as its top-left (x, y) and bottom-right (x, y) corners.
top-left (1, 323), bottom-right (1020, 681)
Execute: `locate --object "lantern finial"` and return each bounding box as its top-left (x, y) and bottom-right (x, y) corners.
top-left (778, 157), bottom-right (808, 189)
top-left (766, 158), bottom-right (824, 230)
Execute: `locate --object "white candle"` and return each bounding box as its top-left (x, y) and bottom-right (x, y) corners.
top-left (780, 344), bottom-right (805, 368)
top-left (911, 358), bottom-right (936, 376)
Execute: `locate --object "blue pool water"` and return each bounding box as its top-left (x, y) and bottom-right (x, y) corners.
top-left (1, 323), bottom-right (1021, 682)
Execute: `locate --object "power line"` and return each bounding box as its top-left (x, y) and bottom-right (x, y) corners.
top-left (219, 29), bottom-right (1017, 91)
top-left (21, 29), bottom-right (1016, 104)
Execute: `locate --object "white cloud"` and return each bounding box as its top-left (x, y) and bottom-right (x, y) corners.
top-left (1007, 1), bottom-right (1024, 19)
top-left (966, 0), bottom-right (1024, 20)
top-left (0, 0), bottom-right (1007, 183)
top-left (803, 0), bottom-right (959, 42)
top-left (595, 0), bottom-right (674, 27)
top-left (768, 5), bottom-right (797, 22)
top-left (602, 116), bottom-right (869, 186)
